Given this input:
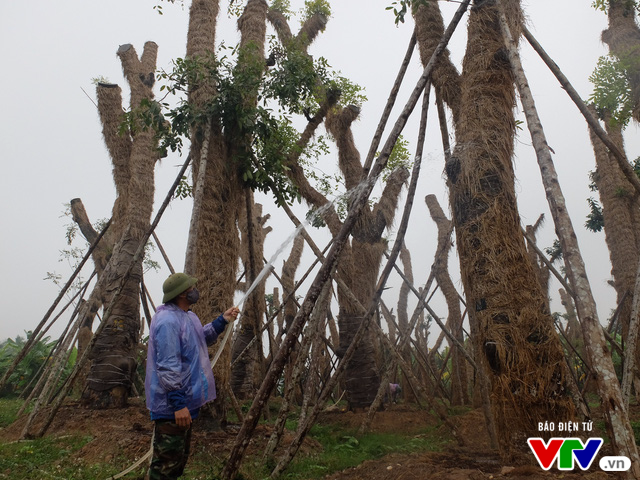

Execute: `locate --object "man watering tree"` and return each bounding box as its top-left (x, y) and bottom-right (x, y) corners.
top-left (145, 272), bottom-right (239, 479)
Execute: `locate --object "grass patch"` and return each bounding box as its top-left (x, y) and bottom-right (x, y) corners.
top-left (251, 421), bottom-right (451, 480)
top-left (0, 435), bottom-right (127, 480)
top-left (0, 398), bottom-right (23, 428)
top-left (0, 398), bottom-right (451, 480)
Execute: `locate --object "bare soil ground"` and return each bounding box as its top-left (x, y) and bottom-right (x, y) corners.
top-left (0, 398), bottom-right (627, 479)
top-left (324, 406), bottom-right (616, 480)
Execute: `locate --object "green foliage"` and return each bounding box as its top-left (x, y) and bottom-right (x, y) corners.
top-left (130, 21), bottom-right (368, 208)
top-left (153, 0), bottom-right (185, 15)
top-left (544, 239), bottom-right (564, 263)
top-left (174, 175), bottom-right (193, 199)
top-left (385, 0), bottom-right (427, 25)
top-left (0, 332), bottom-right (74, 398)
top-left (91, 76), bottom-right (110, 85)
top-left (302, 0), bottom-right (331, 19)
top-left (380, 135), bottom-right (412, 182)
top-left (584, 158), bottom-right (640, 232)
top-left (592, 0), bottom-right (639, 13)
top-left (585, 197), bottom-right (605, 232)
top-left (227, 0), bottom-right (245, 17)
top-left (589, 54), bottom-right (634, 127)
top-left (272, 0), bottom-right (293, 18)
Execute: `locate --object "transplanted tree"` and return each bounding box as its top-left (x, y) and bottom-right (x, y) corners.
top-left (587, 112), bottom-right (640, 367)
top-left (284, 104), bottom-right (410, 409)
top-left (159, 0), bottom-right (345, 421)
top-left (160, 0), bottom-right (410, 413)
top-left (231, 199), bottom-right (272, 399)
top-left (82, 42), bottom-right (161, 407)
top-left (588, 0), bottom-right (640, 398)
top-left (597, 0), bottom-right (640, 123)
top-left (413, 0), bottom-right (574, 453)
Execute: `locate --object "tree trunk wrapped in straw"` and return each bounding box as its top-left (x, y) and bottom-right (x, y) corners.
top-left (412, 0), bottom-right (461, 123)
top-left (426, 194), bottom-right (469, 406)
top-left (603, 0), bottom-right (640, 123)
top-left (497, 2), bottom-right (640, 473)
top-left (588, 108), bottom-right (640, 365)
top-left (82, 42), bottom-right (160, 408)
top-left (231, 198), bottom-right (271, 399)
top-left (445, 0), bottom-right (573, 454)
top-left (324, 106), bottom-right (409, 409)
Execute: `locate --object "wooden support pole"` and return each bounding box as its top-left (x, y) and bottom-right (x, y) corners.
top-left (152, 232), bottom-right (175, 275)
top-left (363, 31), bottom-right (417, 174)
top-left (522, 25), bottom-right (640, 197)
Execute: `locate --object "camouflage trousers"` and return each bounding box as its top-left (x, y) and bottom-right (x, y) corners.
top-left (148, 419), bottom-right (193, 480)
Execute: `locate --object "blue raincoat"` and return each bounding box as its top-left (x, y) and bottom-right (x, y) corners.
top-left (145, 303), bottom-right (227, 420)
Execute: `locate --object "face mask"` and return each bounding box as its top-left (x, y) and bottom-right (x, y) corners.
top-left (185, 288), bottom-right (200, 304)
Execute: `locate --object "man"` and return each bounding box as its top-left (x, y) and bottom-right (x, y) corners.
top-left (145, 272), bottom-right (239, 479)
top-left (389, 383), bottom-right (402, 404)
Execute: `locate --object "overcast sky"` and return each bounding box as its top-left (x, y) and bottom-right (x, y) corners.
top-left (1, 0), bottom-right (637, 344)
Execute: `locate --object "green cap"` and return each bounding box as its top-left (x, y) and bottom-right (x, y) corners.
top-left (162, 273), bottom-right (197, 303)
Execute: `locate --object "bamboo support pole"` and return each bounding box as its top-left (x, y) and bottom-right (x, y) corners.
top-left (184, 121), bottom-right (212, 275)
